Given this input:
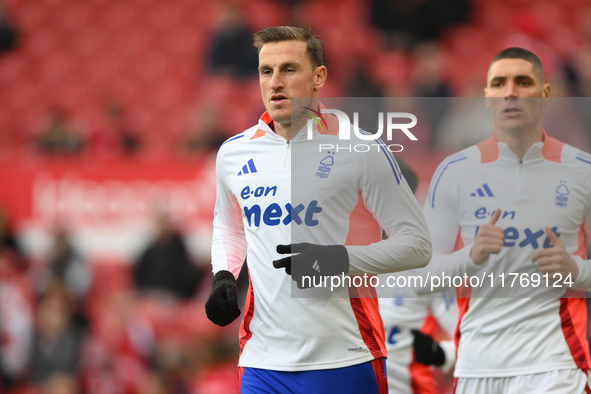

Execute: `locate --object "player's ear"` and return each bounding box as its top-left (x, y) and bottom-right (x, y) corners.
top-left (542, 82), bottom-right (551, 104)
top-left (313, 65), bottom-right (327, 90)
top-left (484, 88), bottom-right (491, 109)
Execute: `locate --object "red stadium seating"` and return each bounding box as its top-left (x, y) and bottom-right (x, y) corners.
top-left (1, 0), bottom-right (588, 151)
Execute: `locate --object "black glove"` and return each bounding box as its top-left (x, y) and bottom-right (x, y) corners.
top-left (273, 243), bottom-right (349, 289)
top-left (411, 329), bottom-right (445, 366)
top-left (205, 270), bottom-right (241, 326)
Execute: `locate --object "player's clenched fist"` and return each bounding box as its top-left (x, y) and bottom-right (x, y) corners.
top-left (532, 227), bottom-right (579, 283)
top-left (205, 270), bottom-right (241, 326)
top-left (470, 208), bottom-right (504, 266)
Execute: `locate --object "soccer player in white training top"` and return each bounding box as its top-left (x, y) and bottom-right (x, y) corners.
top-left (205, 26), bottom-right (432, 393)
top-left (422, 47), bottom-right (591, 393)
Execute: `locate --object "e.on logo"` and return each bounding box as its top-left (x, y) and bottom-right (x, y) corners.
top-left (305, 108), bottom-right (418, 153)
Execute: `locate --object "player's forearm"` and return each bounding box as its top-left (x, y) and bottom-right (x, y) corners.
top-left (346, 231), bottom-right (432, 275)
top-left (211, 229), bottom-right (248, 277)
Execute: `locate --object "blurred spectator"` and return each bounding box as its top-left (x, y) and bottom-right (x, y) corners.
top-left (184, 336), bottom-right (240, 393)
top-left (0, 0), bottom-right (17, 54)
top-left (343, 60), bottom-right (384, 97)
top-left (569, 6), bottom-right (591, 149)
top-left (370, 0), bottom-right (421, 49)
top-left (0, 205), bottom-right (25, 269)
top-left (206, 4), bottom-right (258, 79)
top-left (412, 41), bottom-right (451, 97)
top-left (179, 105), bottom-right (228, 155)
top-left (0, 265), bottom-right (34, 389)
top-left (566, 7), bottom-right (591, 96)
top-left (564, 8), bottom-right (591, 147)
top-left (30, 285), bottom-right (83, 386)
top-left (34, 108), bottom-right (85, 155)
top-left (80, 290), bottom-right (153, 394)
top-left (43, 373), bottom-right (79, 394)
top-left (147, 341), bottom-right (190, 394)
top-left (36, 229), bottom-right (92, 329)
top-left (540, 74), bottom-right (590, 152)
top-left (133, 209), bottom-right (205, 301)
top-left (369, 0), bottom-right (471, 50)
top-left (138, 372), bottom-right (170, 394)
top-left (89, 102), bottom-right (141, 157)
top-left (434, 83), bottom-right (493, 152)
top-left (570, 46), bottom-right (591, 97)
top-left (0, 206), bottom-right (32, 390)
top-left (412, 42), bottom-right (451, 148)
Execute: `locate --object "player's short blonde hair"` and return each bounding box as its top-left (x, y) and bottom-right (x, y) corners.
top-left (253, 26), bottom-right (323, 69)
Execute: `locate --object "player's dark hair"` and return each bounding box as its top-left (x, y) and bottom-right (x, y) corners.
top-left (488, 47), bottom-right (545, 81)
top-left (253, 26), bottom-right (323, 69)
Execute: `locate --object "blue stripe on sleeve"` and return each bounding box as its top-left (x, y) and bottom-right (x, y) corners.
top-left (359, 131), bottom-right (401, 184)
top-left (576, 156), bottom-right (591, 166)
top-left (222, 134), bottom-right (245, 145)
top-left (429, 155), bottom-right (467, 208)
top-left (428, 152), bottom-right (465, 200)
top-left (427, 153), bottom-right (462, 204)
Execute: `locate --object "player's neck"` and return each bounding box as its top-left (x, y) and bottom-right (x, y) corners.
top-left (494, 125), bottom-right (544, 160)
top-left (274, 113), bottom-right (308, 141)
top-left (274, 123), bottom-right (292, 140)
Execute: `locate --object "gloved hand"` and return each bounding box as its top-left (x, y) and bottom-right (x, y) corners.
top-left (273, 243), bottom-right (349, 289)
top-left (205, 270), bottom-right (241, 326)
top-left (411, 329), bottom-right (445, 366)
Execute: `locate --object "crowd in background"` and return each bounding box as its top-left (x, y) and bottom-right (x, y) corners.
top-left (1, 0), bottom-right (591, 392)
top-left (0, 0), bottom-right (590, 156)
top-left (0, 205), bottom-right (243, 393)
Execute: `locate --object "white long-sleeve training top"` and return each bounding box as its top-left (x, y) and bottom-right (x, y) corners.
top-left (211, 110), bottom-right (432, 371)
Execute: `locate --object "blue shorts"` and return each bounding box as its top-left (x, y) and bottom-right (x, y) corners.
top-left (239, 358), bottom-right (388, 394)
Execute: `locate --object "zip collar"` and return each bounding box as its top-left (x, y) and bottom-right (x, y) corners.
top-left (476, 130), bottom-right (565, 164)
top-left (256, 102), bottom-right (340, 142)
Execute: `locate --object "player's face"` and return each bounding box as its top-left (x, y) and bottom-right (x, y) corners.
top-left (484, 58), bottom-right (551, 134)
top-left (258, 40), bottom-right (326, 127)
